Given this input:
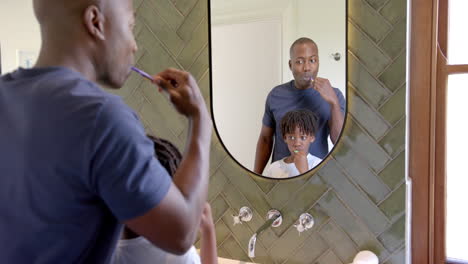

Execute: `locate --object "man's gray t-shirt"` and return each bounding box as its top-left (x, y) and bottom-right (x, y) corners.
top-left (262, 80), bottom-right (346, 162)
top-left (0, 67), bottom-right (172, 263)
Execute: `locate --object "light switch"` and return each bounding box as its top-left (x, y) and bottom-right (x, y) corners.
top-left (17, 50), bottom-right (38, 68)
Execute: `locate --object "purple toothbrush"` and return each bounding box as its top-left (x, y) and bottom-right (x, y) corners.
top-left (131, 66), bottom-right (154, 81)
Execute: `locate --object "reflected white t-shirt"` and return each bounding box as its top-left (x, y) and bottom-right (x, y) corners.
top-left (264, 153), bottom-right (322, 178)
top-left (112, 237), bottom-right (201, 264)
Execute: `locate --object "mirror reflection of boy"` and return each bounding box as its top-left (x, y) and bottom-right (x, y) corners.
top-left (112, 136), bottom-right (218, 264)
top-left (264, 110), bottom-right (322, 178)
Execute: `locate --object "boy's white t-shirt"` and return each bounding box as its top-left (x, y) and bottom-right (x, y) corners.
top-left (264, 153), bottom-right (322, 178)
top-left (112, 237), bottom-right (201, 264)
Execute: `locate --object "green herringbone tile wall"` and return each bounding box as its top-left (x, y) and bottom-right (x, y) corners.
top-left (111, 0), bottom-right (407, 263)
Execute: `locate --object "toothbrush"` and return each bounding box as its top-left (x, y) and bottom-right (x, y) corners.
top-left (130, 66), bottom-right (154, 81)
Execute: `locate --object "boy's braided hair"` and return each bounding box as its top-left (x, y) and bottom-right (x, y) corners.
top-left (147, 134), bottom-right (182, 177)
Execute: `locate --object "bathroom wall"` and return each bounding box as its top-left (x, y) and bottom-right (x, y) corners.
top-left (295, 0), bottom-right (347, 92)
top-left (0, 0), bottom-right (41, 73)
top-left (211, 19), bottom-right (282, 171)
top-left (116, 0), bottom-right (407, 263)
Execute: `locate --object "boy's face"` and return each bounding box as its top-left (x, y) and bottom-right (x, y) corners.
top-left (283, 126), bottom-right (315, 155)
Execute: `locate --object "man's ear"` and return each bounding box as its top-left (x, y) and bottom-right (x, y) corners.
top-left (83, 5), bottom-right (105, 40)
top-left (288, 60), bottom-right (292, 70)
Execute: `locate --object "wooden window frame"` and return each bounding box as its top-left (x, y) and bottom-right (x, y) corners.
top-left (410, 0), bottom-right (468, 263)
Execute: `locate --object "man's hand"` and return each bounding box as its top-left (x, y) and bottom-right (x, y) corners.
top-left (313, 77), bottom-right (339, 106)
top-left (312, 77), bottom-right (345, 144)
top-left (153, 68), bottom-right (206, 118)
top-left (292, 150), bottom-right (308, 174)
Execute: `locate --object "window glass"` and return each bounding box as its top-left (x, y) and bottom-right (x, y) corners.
top-left (448, 0), bottom-right (468, 64)
top-left (446, 73), bottom-right (468, 261)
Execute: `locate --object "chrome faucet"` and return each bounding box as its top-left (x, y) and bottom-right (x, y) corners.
top-left (232, 206), bottom-right (253, 225)
top-left (248, 209), bottom-right (282, 258)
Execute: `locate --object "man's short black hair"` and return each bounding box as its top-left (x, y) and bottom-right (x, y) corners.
top-left (289, 37), bottom-right (317, 58)
top-left (280, 109), bottom-right (319, 138)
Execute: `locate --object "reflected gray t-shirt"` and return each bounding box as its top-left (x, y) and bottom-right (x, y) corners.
top-left (0, 67), bottom-right (172, 263)
top-left (262, 80), bottom-right (345, 162)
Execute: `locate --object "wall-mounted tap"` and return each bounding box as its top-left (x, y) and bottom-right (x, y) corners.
top-left (248, 209), bottom-right (282, 258)
top-left (232, 206), bottom-right (253, 225)
top-left (294, 213), bottom-right (314, 235)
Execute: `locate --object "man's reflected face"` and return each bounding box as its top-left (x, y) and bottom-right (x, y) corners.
top-left (289, 42), bottom-right (319, 90)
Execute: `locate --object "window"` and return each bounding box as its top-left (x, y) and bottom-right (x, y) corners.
top-left (410, 0), bottom-right (468, 263)
top-left (447, 0), bottom-right (468, 64)
top-left (446, 74), bottom-right (468, 262)
top-left (446, 0), bottom-right (468, 261)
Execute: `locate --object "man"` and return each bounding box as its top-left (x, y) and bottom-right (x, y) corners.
top-left (254, 37), bottom-right (345, 175)
top-left (0, 0), bottom-right (211, 263)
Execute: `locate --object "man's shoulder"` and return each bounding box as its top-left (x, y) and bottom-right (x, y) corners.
top-left (41, 68), bottom-right (124, 112)
top-left (7, 67), bottom-right (117, 103)
top-left (54, 69), bottom-right (117, 101)
top-left (31, 67), bottom-right (131, 127)
top-left (270, 81), bottom-right (292, 93)
top-left (266, 81), bottom-right (293, 101)
top-left (331, 87), bottom-right (346, 109)
top-left (332, 87), bottom-right (346, 99)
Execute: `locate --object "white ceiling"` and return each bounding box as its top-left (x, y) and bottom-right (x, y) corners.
top-left (210, 0), bottom-right (292, 17)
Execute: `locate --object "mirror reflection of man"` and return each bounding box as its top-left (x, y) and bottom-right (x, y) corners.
top-left (254, 37), bottom-right (345, 175)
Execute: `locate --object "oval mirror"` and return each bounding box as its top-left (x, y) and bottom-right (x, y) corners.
top-left (210, 0), bottom-right (347, 179)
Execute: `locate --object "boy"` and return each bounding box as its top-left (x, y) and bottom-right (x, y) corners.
top-left (112, 203), bottom-right (216, 264)
top-left (264, 109), bottom-right (322, 178)
top-left (112, 136), bottom-right (217, 264)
